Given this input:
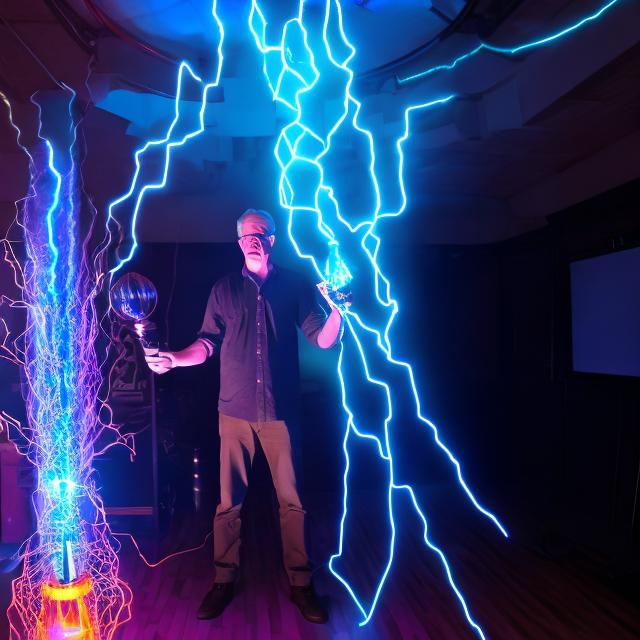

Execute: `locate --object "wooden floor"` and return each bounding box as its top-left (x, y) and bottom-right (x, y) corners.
top-left (1, 483), bottom-right (639, 640)
top-left (109, 482), bottom-right (639, 640)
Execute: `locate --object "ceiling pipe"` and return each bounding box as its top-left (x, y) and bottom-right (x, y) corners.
top-left (0, 15), bottom-right (66, 90)
top-left (42, 0), bottom-right (97, 53)
top-left (82, 0), bottom-right (178, 65)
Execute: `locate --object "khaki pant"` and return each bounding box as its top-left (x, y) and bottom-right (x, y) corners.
top-left (213, 413), bottom-right (311, 586)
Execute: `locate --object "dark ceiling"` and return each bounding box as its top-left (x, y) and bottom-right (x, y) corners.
top-left (1, 0), bottom-right (638, 244)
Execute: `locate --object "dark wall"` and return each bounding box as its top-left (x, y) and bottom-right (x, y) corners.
top-left (495, 179), bottom-right (640, 576)
top-left (391, 179), bottom-right (640, 575)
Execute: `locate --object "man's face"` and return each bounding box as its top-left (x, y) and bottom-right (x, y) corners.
top-left (238, 219), bottom-right (275, 272)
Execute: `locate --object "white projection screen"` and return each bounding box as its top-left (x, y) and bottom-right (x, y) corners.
top-left (570, 246), bottom-right (640, 377)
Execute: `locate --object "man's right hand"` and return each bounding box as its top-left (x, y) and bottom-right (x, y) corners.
top-left (144, 350), bottom-right (176, 375)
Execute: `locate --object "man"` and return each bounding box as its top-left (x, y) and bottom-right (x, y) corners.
top-left (145, 209), bottom-right (343, 624)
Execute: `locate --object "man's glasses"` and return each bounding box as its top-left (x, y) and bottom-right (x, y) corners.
top-left (238, 232), bottom-right (270, 242)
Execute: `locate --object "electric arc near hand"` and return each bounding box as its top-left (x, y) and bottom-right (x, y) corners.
top-left (317, 281), bottom-right (353, 313)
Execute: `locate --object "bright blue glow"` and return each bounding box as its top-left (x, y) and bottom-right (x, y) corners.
top-left (249, 1), bottom-right (506, 635)
top-left (51, 477), bottom-right (77, 497)
top-left (107, 0), bottom-right (225, 276)
top-left (325, 242), bottom-right (352, 290)
top-left (22, 87), bottom-right (89, 583)
top-left (3, 78), bottom-right (133, 635)
top-left (399, 0), bottom-right (624, 84)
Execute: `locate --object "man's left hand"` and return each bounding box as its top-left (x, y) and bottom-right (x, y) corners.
top-left (317, 281), bottom-right (352, 313)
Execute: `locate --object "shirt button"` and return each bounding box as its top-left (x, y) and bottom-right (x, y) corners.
top-left (257, 295), bottom-right (262, 301)
top-left (257, 378), bottom-right (261, 383)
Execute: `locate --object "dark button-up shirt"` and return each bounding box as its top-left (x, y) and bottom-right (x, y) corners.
top-left (197, 263), bottom-right (329, 422)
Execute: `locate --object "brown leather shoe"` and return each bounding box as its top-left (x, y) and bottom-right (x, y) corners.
top-left (197, 582), bottom-right (234, 619)
top-left (290, 583), bottom-right (329, 624)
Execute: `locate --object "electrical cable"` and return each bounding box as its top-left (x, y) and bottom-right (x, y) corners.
top-left (0, 14), bottom-right (65, 90)
top-left (42, 0), bottom-right (96, 53)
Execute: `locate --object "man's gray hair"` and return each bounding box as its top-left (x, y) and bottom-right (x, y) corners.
top-left (236, 209), bottom-right (276, 237)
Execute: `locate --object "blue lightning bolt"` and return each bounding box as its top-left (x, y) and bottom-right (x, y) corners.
top-left (42, 140), bottom-right (62, 292)
top-left (249, 1), bottom-right (506, 636)
top-left (106, 0), bottom-right (225, 277)
top-left (399, 0), bottom-right (625, 84)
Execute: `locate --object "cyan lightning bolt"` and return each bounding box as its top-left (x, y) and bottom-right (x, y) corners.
top-left (399, 0), bottom-right (625, 84)
top-left (106, 0), bottom-right (224, 277)
top-left (249, 0), bottom-right (627, 630)
top-left (2, 88), bottom-right (132, 637)
top-left (249, 2), bottom-right (505, 636)
top-left (79, 3), bottom-right (226, 632)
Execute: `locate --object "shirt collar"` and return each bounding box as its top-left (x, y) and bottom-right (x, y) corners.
top-left (242, 261), bottom-right (276, 286)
